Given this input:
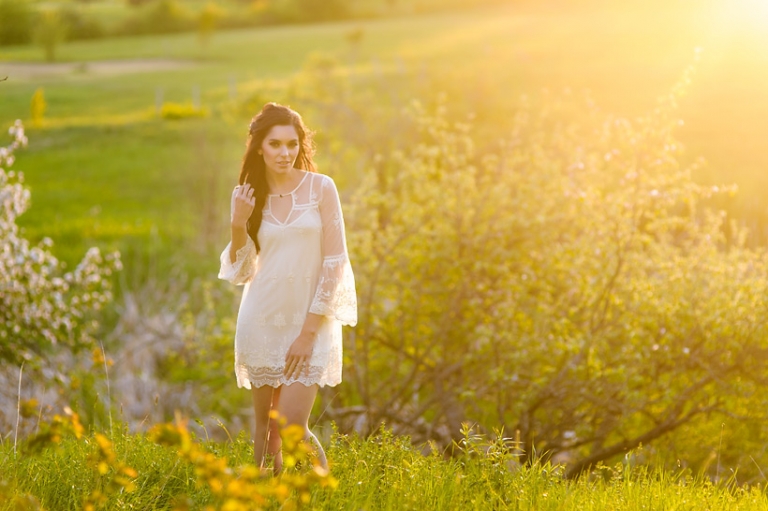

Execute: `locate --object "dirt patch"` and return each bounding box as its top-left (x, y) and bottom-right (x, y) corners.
top-left (0, 59), bottom-right (195, 80)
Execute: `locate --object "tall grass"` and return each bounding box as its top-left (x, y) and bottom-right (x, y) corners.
top-left (1, 422), bottom-right (767, 510)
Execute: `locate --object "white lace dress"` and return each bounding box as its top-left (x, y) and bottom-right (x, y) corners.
top-left (218, 171), bottom-right (357, 389)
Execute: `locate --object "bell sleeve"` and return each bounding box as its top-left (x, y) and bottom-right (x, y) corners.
top-left (218, 235), bottom-right (258, 285)
top-left (308, 175), bottom-right (358, 326)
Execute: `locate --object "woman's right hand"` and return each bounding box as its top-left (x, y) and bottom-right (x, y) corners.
top-left (231, 184), bottom-right (256, 228)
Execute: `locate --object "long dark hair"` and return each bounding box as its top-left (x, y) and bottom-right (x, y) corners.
top-left (239, 102), bottom-right (316, 252)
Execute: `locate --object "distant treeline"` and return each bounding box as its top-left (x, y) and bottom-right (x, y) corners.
top-left (0, 0), bottom-right (514, 46)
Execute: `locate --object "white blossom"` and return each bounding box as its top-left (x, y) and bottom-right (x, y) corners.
top-left (0, 121), bottom-right (121, 366)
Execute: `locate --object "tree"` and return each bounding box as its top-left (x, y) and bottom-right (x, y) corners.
top-left (0, 120), bottom-right (121, 368)
top-left (121, 0), bottom-right (191, 36)
top-left (198, 2), bottom-right (225, 50)
top-left (33, 9), bottom-right (68, 62)
top-left (294, 0), bottom-right (349, 21)
top-left (336, 71), bottom-right (768, 477)
top-left (259, 0), bottom-right (349, 23)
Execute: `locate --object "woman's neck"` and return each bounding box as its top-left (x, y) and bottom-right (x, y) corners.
top-left (266, 168), bottom-right (302, 194)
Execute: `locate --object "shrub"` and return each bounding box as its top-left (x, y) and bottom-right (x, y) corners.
top-left (0, 120), bottom-right (121, 368)
top-left (59, 6), bottom-right (105, 41)
top-left (121, 0), bottom-right (193, 35)
top-left (257, 0), bottom-right (350, 24)
top-left (160, 102), bottom-right (209, 120)
top-left (125, 0), bottom-right (154, 7)
top-left (331, 68), bottom-right (768, 479)
top-left (0, 0), bottom-right (33, 45)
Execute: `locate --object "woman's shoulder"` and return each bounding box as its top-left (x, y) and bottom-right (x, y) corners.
top-left (309, 171), bottom-right (338, 196)
top-left (310, 171), bottom-right (335, 186)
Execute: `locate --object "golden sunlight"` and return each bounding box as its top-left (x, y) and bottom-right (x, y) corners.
top-left (716, 0), bottom-right (768, 31)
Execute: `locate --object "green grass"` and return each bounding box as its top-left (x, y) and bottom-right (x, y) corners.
top-left (2, 1), bottom-right (768, 272)
top-left (16, 120), bottom-right (240, 268)
top-left (1, 425), bottom-right (767, 510)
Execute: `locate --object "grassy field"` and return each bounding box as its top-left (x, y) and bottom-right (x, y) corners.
top-left (2, 423), bottom-right (768, 510)
top-left (2, 1), bottom-right (768, 267)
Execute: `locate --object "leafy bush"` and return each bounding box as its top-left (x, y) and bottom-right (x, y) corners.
top-left (260, 0), bottom-right (351, 23)
top-left (160, 102), bottom-right (209, 120)
top-left (297, 65), bottom-right (768, 480)
top-left (59, 6), bottom-right (105, 41)
top-left (120, 0), bottom-right (193, 36)
top-left (0, 0), bottom-right (33, 45)
top-left (125, 0), bottom-right (154, 8)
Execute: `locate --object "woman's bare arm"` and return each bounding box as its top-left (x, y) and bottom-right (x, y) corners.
top-left (230, 183), bottom-right (256, 263)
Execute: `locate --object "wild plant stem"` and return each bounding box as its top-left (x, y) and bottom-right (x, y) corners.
top-left (100, 341), bottom-right (114, 436)
top-left (717, 423), bottom-right (724, 483)
top-left (14, 362), bottom-right (24, 458)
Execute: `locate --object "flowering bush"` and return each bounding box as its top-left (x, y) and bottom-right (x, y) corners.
top-left (0, 120), bottom-right (121, 367)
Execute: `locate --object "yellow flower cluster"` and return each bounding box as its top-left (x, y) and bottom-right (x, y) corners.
top-left (148, 413), bottom-right (337, 510)
top-left (24, 404), bottom-right (138, 510)
top-left (82, 434), bottom-right (138, 511)
top-left (23, 405), bottom-right (336, 510)
top-left (25, 405), bottom-right (84, 453)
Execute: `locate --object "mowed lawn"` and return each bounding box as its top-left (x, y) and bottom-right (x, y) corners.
top-left (1, 1), bottom-right (767, 270)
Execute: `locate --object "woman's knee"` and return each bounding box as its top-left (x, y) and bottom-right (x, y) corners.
top-left (277, 410), bottom-right (310, 430)
top-left (275, 384), bottom-right (317, 425)
top-left (280, 422), bottom-right (312, 442)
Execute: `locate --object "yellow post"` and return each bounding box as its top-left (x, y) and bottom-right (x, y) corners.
top-left (30, 88), bottom-right (46, 128)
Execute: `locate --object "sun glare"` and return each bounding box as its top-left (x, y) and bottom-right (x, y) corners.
top-left (719, 0), bottom-right (768, 30)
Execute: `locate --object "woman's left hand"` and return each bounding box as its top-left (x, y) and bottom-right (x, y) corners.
top-left (284, 331), bottom-right (316, 380)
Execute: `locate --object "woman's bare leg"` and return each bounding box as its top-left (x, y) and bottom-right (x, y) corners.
top-left (277, 383), bottom-right (327, 469)
top-left (251, 385), bottom-right (282, 471)
top-left (268, 386), bottom-right (283, 473)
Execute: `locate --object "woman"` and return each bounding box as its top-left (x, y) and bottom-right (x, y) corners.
top-left (218, 102), bottom-right (357, 472)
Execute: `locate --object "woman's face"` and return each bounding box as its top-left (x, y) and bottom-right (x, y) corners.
top-left (259, 124), bottom-right (300, 176)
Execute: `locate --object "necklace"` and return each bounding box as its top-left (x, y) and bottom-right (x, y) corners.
top-left (269, 172), bottom-right (307, 198)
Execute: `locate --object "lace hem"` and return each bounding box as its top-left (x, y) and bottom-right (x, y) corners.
top-left (309, 255), bottom-right (357, 326)
top-left (235, 364), bottom-right (341, 389)
top-left (218, 237), bottom-right (257, 285)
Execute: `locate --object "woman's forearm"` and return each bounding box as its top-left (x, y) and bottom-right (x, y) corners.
top-left (230, 222), bottom-right (248, 264)
top-left (301, 312), bottom-right (324, 338)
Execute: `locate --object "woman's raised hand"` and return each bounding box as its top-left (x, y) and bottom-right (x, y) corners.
top-left (231, 184), bottom-right (256, 227)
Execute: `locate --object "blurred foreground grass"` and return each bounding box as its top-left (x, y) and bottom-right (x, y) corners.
top-left (2, 424), bottom-right (767, 510)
